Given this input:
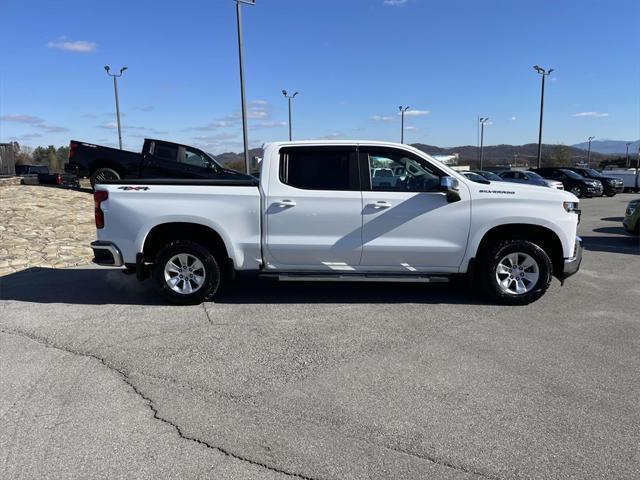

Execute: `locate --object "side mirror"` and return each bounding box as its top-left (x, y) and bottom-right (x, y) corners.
top-left (440, 176), bottom-right (461, 203)
top-left (205, 160), bottom-right (215, 171)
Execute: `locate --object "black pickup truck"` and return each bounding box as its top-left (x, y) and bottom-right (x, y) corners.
top-left (65, 138), bottom-right (249, 187)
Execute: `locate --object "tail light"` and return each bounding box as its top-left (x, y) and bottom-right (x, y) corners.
top-left (55, 173), bottom-right (61, 185)
top-left (69, 142), bottom-right (78, 160)
top-left (94, 190), bottom-right (108, 229)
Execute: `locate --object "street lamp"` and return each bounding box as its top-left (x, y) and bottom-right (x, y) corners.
top-left (626, 142), bottom-right (633, 168)
top-left (399, 106), bottom-right (410, 143)
top-left (282, 90), bottom-right (299, 141)
top-left (587, 136), bottom-right (595, 164)
top-left (533, 65), bottom-right (554, 168)
top-left (479, 117), bottom-right (490, 170)
top-left (235, 0), bottom-right (255, 174)
top-left (104, 65), bottom-right (127, 150)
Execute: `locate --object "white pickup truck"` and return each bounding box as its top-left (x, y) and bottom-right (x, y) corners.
top-left (91, 141), bottom-right (583, 305)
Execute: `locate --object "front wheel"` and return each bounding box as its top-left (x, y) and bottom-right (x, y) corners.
top-left (569, 186), bottom-right (584, 198)
top-left (480, 239), bottom-right (552, 305)
top-left (153, 240), bottom-right (221, 305)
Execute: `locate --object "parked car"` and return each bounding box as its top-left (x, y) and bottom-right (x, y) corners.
top-left (565, 167), bottom-right (624, 197)
top-left (15, 164), bottom-right (50, 176)
top-left (498, 170), bottom-right (564, 189)
top-left (15, 164), bottom-right (79, 187)
top-left (599, 168), bottom-right (640, 193)
top-left (623, 199), bottom-right (640, 235)
top-left (37, 171), bottom-right (80, 188)
top-left (532, 168), bottom-right (602, 198)
top-left (471, 170), bottom-right (503, 182)
top-left (65, 139), bottom-right (249, 187)
top-left (91, 140), bottom-right (583, 306)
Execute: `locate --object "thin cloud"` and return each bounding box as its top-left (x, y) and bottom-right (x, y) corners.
top-left (99, 122), bottom-right (145, 130)
top-left (47, 38), bottom-right (97, 53)
top-left (0, 114), bottom-right (44, 124)
top-left (17, 133), bottom-right (44, 140)
top-left (371, 115), bottom-right (395, 122)
top-left (510, 116), bottom-right (517, 121)
top-left (383, 0), bottom-right (408, 5)
top-left (403, 126), bottom-right (419, 131)
top-left (253, 121), bottom-right (287, 129)
top-left (81, 113), bottom-right (98, 119)
top-left (135, 106), bottom-right (155, 112)
top-left (401, 109), bottom-right (430, 117)
top-left (320, 132), bottom-right (345, 140)
top-left (572, 111), bottom-right (609, 118)
top-left (35, 124), bottom-right (70, 133)
top-left (193, 133), bottom-right (237, 142)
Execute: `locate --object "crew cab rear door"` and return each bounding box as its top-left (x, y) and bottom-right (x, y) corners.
top-left (140, 141), bottom-right (216, 178)
top-left (263, 146), bottom-right (363, 269)
top-left (359, 146), bottom-right (471, 271)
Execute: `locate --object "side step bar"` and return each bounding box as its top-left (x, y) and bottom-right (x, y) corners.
top-left (260, 273), bottom-right (451, 283)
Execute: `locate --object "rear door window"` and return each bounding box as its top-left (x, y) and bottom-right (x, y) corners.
top-left (280, 147), bottom-right (358, 190)
top-left (153, 143), bottom-right (179, 162)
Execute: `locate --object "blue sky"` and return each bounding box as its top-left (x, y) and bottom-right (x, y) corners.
top-left (1, 0), bottom-right (638, 154)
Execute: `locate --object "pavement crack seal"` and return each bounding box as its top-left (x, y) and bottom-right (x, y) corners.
top-left (0, 328), bottom-right (318, 480)
top-left (202, 303), bottom-right (214, 326)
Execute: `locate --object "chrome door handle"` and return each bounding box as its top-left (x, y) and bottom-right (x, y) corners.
top-left (276, 199), bottom-right (296, 207)
top-left (369, 201), bottom-right (392, 209)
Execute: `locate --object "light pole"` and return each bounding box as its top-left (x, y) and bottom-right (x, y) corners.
top-left (533, 65), bottom-right (554, 168)
top-left (626, 142), bottom-right (632, 168)
top-left (235, 0), bottom-right (255, 174)
top-left (479, 117), bottom-right (489, 170)
top-left (282, 90), bottom-right (298, 141)
top-left (399, 106), bottom-right (410, 143)
top-left (104, 65), bottom-right (127, 150)
top-left (587, 136), bottom-right (595, 164)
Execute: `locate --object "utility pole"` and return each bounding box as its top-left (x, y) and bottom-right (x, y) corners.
top-left (479, 117), bottom-right (489, 170)
top-left (104, 66), bottom-right (127, 150)
top-left (399, 106), bottom-right (410, 143)
top-left (626, 142), bottom-right (632, 168)
top-left (282, 90), bottom-right (299, 141)
top-left (587, 136), bottom-right (595, 164)
top-left (235, 0), bottom-right (255, 174)
top-left (533, 65), bottom-right (554, 168)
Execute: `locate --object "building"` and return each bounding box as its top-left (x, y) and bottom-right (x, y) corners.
top-left (0, 143), bottom-right (17, 176)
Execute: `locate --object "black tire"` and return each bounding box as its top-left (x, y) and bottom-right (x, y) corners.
top-left (605, 192), bottom-right (616, 197)
top-left (480, 239), bottom-right (552, 305)
top-left (91, 168), bottom-right (120, 188)
top-left (569, 185), bottom-right (584, 198)
top-left (152, 240), bottom-right (221, 305)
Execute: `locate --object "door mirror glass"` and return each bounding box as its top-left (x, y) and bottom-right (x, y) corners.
top-left (440, 176), bottom-right (459, 191)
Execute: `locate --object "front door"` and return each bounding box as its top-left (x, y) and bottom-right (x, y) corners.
top-left (263, 146), bottom-right (363, 270)
top-left (359, 147), bottom-right (471, 272)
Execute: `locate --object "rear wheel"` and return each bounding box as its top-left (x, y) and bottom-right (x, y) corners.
top-left (91, 168), bottom-right (120, 188)
top-left (153, 240), bottom-right (221, 305)
top-left (480, 239), bottom-right (552, 305)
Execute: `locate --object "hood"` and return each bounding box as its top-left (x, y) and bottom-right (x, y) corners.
top-left (462, 177), bottom-right (579, 202)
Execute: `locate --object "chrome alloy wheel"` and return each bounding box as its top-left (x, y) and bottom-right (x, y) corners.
top-left (495, 252), bottom-right (540, 295)
top-left (570, 186), bottom-right (582, 197)
top-left (163, 253), bottom-right (206, 294)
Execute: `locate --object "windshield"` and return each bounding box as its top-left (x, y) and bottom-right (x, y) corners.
top-left (561, 169), bottom-right (584, 179)
top-left (584, 168), bottom-right (602, 177)
top-left (478, 171), bottom-right (502, 181)
top-left (525, 171), bottom-right (544, 180)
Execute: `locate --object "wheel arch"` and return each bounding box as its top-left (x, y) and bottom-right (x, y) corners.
top-left (141, 222), bottom-right (232, 272)
top-left (471, 223), bottom-right (565, 277)
top-left (89, 159), bottom-right (126, 178)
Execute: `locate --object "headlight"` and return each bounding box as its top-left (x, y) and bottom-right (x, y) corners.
top-left (563, 201), bottom-right (579, 213)
top-left (627, 205), bottom-right (638, 215)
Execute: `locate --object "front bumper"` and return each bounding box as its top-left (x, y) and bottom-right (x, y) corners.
top-left (91, 241), bottom-right (124, 267)
top-left (586, 185), bottom-right (603, 197)
top-left (561, 236), bottom-right (583, 280)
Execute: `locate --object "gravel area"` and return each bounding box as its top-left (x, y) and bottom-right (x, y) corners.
top-left (0, 185), bottom-right (94, 276)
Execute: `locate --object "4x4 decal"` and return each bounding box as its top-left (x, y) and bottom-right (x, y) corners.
top-left (117, 186), bottom-right (150, 191)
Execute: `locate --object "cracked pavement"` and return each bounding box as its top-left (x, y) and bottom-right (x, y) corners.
top-left (1, 196), bottom-right (639, 479)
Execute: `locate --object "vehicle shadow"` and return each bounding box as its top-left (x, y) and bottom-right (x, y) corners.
top-left (601, 216), bottom-right (624, 222)
top-left (581, 226), bottom-right (639, 256)
top-left (0, 267), bottom-right (491, 306)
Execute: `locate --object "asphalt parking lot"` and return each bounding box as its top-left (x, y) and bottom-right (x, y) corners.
top-left (1, 195), bottom-right (639, 479)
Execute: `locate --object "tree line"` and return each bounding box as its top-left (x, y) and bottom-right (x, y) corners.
top-left (9, 142), bottom-right (70, 173)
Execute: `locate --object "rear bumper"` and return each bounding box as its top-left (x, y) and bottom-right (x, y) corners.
top-left (561, 236), bottom-right (583, 280)
top-left (91, 241), bottom-right (124, 267)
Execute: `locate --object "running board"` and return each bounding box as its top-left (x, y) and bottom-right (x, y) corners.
top-left (261, 273), bottom-right (451, 283)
